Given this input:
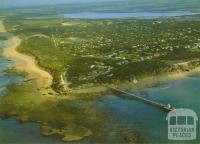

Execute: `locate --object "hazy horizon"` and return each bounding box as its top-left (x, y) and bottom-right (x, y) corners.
top-left (0, 0), bottom-right (200, 13)
top-left (0, 0), bottom-right (124, 8)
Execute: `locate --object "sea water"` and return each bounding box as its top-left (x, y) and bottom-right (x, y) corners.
top-left (98, 74), bottom-right (200, 143)
top-left (0, 38), bottom-right (65, 143)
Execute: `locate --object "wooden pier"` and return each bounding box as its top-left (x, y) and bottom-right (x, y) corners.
top-left (109, 87), bottom-right (174, 112)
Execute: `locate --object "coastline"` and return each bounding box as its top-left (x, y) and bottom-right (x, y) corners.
top-left (116, 67), bottom-right (200, 92)
top-left (1, 20), bottom-right (55, 96)
top-left (78, 66), bottom-right (200, 95)
top-left (1, 20), bottom-right (200, 97)
top-left (3, 36), bottom-right (53, 88)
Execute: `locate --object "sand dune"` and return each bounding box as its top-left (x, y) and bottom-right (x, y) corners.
top-left (4, 37), bottom-right (53, 88)
top-left (1, 20), bottom-right (53, 90)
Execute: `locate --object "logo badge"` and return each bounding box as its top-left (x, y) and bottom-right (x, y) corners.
top-left (166, 108), bottom-right (198, 140)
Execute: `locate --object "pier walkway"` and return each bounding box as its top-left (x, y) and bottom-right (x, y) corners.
top-left (109, 87), bottom-right (174, 112)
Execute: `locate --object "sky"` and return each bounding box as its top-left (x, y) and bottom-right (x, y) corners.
top-left (0, 0), bottom-right (123, 8)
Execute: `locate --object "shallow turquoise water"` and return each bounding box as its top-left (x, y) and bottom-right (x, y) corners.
top-left (0, 40), bottom-right (23, 96)
top-left (0, 39), bottom-right (65, 143)
top-left (98, 74), bottom-right (200, 143)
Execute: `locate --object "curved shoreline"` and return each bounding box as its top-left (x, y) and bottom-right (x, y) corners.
top-left (3, 37), bottom-right (53, 88)
top-left (117, 67), bottom-right (200, 92)
top-left (1, 20), bottom-right (54, 92)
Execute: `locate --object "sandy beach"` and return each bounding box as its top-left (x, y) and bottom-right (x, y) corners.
top-left (4, 37), bottom-right (53, 88)
top-left (116, 67), bottom-right (200, 92)
top-left (0, 20), bottom-right (53, 93)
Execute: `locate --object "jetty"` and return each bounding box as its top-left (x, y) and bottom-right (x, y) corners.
top-left (109, 87), bottom-right (174, 112)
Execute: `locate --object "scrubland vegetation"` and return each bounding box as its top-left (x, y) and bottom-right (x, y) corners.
top-left (4, 17), bottom-right (200, 92)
